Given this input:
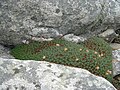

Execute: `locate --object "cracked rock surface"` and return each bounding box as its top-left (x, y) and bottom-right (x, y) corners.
top-left (0, 0), bottom-right (120, 45)
top-left (0, 45), bottom-right (14, 59)
top-left (63, 34), bottom-right (87, 43)
top-left (112, 49), bottom-right (120, 77)
top-left (0, 58), bottom-right (116, 90)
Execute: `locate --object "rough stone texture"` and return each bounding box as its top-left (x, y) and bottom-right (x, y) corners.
top-left (0, 0), bottom-right (120, 45)
top-left (113, 61), bottom-right (120, 77)
top-left (0, 45), bottom-right (14, 59)
top-left (115, 29), bottom-right (120, 35)
top-left (113, 49), bottom-right (120, 61)
top-left (99, 29), bottom-right (116, 38)
top-left (112, 49), bottom-right (120, 77)
top-left (98, 29), bottom-right (119, 42)
top-left (63, 34), bottom-right (87, 43)
top-left (112, 35), bottom-right (120, 44)
top-left (0, 58), bottom-right (116, 90)
top-left (110, 43), bottom-right (120, 50)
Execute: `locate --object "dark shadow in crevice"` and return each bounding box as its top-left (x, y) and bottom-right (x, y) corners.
top-left (0, 43), bottom-right (15, 49)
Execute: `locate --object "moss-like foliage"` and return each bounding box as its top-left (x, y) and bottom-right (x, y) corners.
top-left (11, 37), bottom-right (112, 82)
top-left (83, 37), bottom-right (112, 81)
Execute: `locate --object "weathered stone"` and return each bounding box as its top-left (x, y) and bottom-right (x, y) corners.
top-left (115, 29), bottom-right (120, 35)
top-left (63, 34), bottom-right (87, 43)
top-left (112, 61), bottom-right (120, 77)
top-left (112, 35), bottom-right (120, 44)
top-left (0, 58), bottom-right (116, 90)
top-left (98, 29), bottom-right (118, 43)
top-left (99, 29), bottom-right (116, 38)
top-left (112, 49), bottom-right (120, 77)
top-left (113, 49), bottom-right (120, 61)
top-left (110, 43), bottom-right (120, 50)
top-left (0, 45), bottom-right (14, 59)
top-left (0, 0), bottom-right (120, 45)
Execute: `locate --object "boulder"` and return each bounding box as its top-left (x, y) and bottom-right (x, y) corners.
top-left (0, 45), bottom-right (14, 59)
top-left (112, 49), bottom-right (120, 77)
top-left (110, 43), bottom-right (120, 50)
top-left (63, 34), bottom-right (87, 43)
top-left (0, 58), bottom-right (116, 90)
top-left (112, 35), bottom-right (120, 44)
top-left (98, 29), bottom-right (118, 43)
top-left (0, 0), bottom-right (120, 45)
top-left (113, 49), bottom-right (120, 61)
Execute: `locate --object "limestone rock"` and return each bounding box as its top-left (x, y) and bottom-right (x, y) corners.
top-left (110, 43), bottom-right (120, 50)
top-left (0, 0), bottom-right (120, 45)
top-left (112, 35), bottom-right (120, 44)
top-left (115, 29), bottom-right (120, 35)
top-left (112, 49), bottom-right (120, 77)
top-left (0, 45), bottom-right (14, 59)
top-left (63, 34), bottom-right (86, 43)
top-left (99, 29), bottom-right (116, 38)
top-left (98, 29), bottom-right (118, 42)
top-left (0, 58), bottom-right (116, 90)
top-left (113, 49), bottom-right (120, 61)
top-left (113, 61), bottom-right (120, 77)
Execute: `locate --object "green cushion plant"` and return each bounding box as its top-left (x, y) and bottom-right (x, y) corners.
top-left (10, 37), bottom-right (112, 82)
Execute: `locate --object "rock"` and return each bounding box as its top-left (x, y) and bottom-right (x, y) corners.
top-left (63, 34), bottom-right (86, 43)
top-left (112, 49), bottom-right (120, 77)
top-left (29, 28), bottom-right (60, 38)
top-left (115, 29), bottom-right (120, 35)
top-left (112, 35), bottom-right (120, 44)
top-left (0, 45), bottom-right (14, 59)
top-left (110, 43), bottom-right (120, 50)
top-left (99, 29), bottom-right (116, 38)
top-left (0, 0), bottom-right (120, 45)
top-left (98, 29), bottom-right (118, 42)
top-left (0, 58), bottom-right (116, 90)
top-left (112, 61), bottom-right (120, 77)
top-left (113, 49), bottom-right (120, 61)
top-left (31, 37), bottom-right (53, 42)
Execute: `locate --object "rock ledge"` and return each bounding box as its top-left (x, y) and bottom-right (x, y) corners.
top-left (0, 58), bottom-right (116, 90)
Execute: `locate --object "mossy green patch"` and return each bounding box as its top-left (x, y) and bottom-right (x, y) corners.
top-left (10, 37), bottom-right (112, 82)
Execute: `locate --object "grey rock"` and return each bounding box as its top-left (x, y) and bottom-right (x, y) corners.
top-left (98, 29), bottom-right (118, 42)
top-left (110, 43), bottom-right (120, 50)
top-left (0, 45), bottom-right (14, 59)
top-left (0, 0), bottom-right (120, 45)
top-left (63, 34), bottom-right (87, 43)
top-left (99, 29), bottom-right (116, 38)
top-left (112, 49), bottom-right (120, 77)
top-left (29, 28), bottom-right (60, 38)
top-left (31, 37), bottom-right (53, 42)
top-left (113, 49), bottom-right (120, 61)
top-left (0, 58), bottom-right (116, 90)
top-left (112, 61), bottom-right (120, 77)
